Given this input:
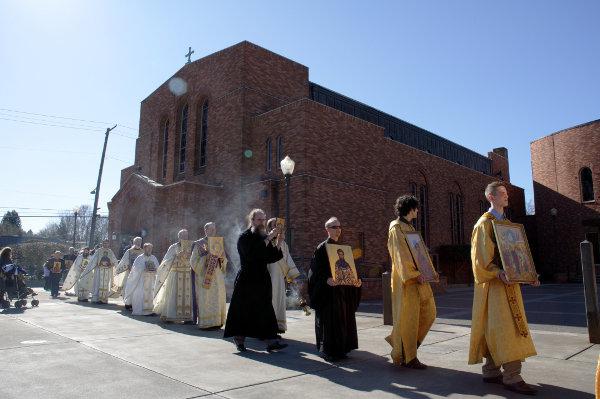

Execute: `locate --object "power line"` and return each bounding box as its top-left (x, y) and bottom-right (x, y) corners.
top-left (0, 145), bottom-right (131, 163)
top-left (0, 111), bottom-right (138, 140)
top-left (16, 215), bottom-right (108, 218)
top-left (0, 116), bottom-right (137, 140)
top-left (0, 107), bottom-right (138, 131)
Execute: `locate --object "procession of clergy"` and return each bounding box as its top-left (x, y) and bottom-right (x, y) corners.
top-left (59, 181), bottom-right (539, 396)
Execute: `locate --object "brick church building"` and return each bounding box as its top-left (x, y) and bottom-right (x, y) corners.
top-left (531, 119), bottom-right (600, 282)
top-left (108, 41), bottom-right (525, 286)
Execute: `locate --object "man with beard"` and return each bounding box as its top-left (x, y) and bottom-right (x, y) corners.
top-left (153, 229), bottom-right (194, 323)
top-left (113, 237), bottom-right (143, 309)
top-left (81, 239), bottom-right (118, 304)
top-left (61, 247), bottom-right (93, 302)
top-left (266, 217), bottom-right (300, 335)
top-left (124, 243), bottom-right (159, 316)
top-left (190, 222), bottom-right (228, 330)
top-left (224, 209), bottom-right (287, 352)
top-left (308, 217), bottom-right (362, 362)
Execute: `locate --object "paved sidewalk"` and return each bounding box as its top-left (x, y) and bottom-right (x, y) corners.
top-left (2, 285), bottom-right (597, 398)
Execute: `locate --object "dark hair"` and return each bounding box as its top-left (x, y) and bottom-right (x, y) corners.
top-left (0, 247), bottom-right (12, 263)
top-left (337, 249), bottom-right (344, 254)
top-left (394, 195), bottom-right (419, 217)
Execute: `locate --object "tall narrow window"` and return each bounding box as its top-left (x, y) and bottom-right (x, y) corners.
top-left (195, 101), bottom-right (208, 172)
top-left (178, 104), bottom-right (189, 174)
top-left (419, 184), bottom-right (429, 246)
top-left (409, 182), bottom-right (429, 245)
top-left (276, 136), bottom-right (283, 169)
top-left (450, 193), bottom-right (464, 244)
top-left (266, 138), bottom-right (272, 171)
top-left (581, 167), bottom-right (595, 202)
top-left (161, 120), bottom-right (169, 179)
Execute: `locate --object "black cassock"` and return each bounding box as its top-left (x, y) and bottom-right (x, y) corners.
top-left (308, 238), bottom-right (361, 358)
top-left (224, 228), bottom-right (283, 340)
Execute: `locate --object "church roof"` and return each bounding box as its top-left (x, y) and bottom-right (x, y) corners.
top-left (309, 83), bottom-right (493, 175)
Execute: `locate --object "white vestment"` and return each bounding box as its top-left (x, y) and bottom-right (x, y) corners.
top-left (267, 240), bottom-right (300, 331)
top-left (190, 238), bottom-right (228, 329)
top-left (153, 241), bottom-right (193, 322)
top-left (61, 254), bottom-right (93, 300)
top-left (112, 247), bottom-right (143, 303)
top-left (82, 248), bottom-right (118, 303)
top-left (124, 254), bottom-right (159, 315)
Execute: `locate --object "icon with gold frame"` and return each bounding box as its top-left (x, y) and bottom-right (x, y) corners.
top-left (208, 237), bottom-right (225, 258)
top-left (404, 231), bottom-right (439, 283)
top-left (325, 244), bottom-right (358, 286)
top-left (492, 220), bottom-right (538, 283)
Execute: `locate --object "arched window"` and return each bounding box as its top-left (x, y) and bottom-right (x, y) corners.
top-left (177, 104), bottom-right (189, 175)
top-left (161, 119), bottom-right (169, 179)
top-left (195, 100), bottom-right (208, 172)
top-left (581, 167), bottom-right (595, 202)
top-left (450, 192), bottom-right (464, 244)
top-left (266, 138), bottom-right (272, 171)
top-left (276, 136), bottom-right (283, 169)
top-left (409, 181), bottom-right (429, 245)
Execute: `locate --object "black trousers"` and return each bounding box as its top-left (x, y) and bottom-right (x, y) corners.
top-left (50, 273), bottom-right (61, 297)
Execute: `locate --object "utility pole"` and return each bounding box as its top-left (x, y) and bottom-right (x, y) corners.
top-left (88, 125), bottom-right (117, 248)
top-left (72, 209), bottom-right (78, 247)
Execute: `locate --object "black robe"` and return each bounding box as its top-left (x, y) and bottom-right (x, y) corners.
top-left (224, 228), bottom-right (283, 339)
top-left (308, 238), bottom-right (361, 358)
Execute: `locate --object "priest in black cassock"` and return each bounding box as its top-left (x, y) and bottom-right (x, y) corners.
top-left (224, 209), bottom-right (288, 353)
top-left (308, 217), bottom-right (362, 362)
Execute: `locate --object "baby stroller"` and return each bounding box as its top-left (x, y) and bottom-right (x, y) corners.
top-left (0, 263), bottom-right (39, 309)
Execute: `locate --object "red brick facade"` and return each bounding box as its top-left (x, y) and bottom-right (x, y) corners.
top-left (531, 120), bottom-right (600, 281)
top-left (108, 41), bottom-right (525, 290)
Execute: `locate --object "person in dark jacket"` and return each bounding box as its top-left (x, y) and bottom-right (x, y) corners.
top-left (308, 217), bottom-right (362, 362)
top-left (224, 209), bottom-right (287, 353)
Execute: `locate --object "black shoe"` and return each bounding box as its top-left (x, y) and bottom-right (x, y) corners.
top-left (322, 353), bottom-right (343, 362)
top-left (183, 320), bottom-right (195, 325)
top-left (403, 358), bottom-right (427, 370)
top-left (266, 342), bottom-right (288, 352)
top-left (125, 305), bottom-right (132, 310)
top-left (145, 313), bottom-right (157, 317)
top-left (78, 299), bottom-right (89, 302)
top-left (504, 381), bottom-right (537, 396)
top-left (483, 375), bottom-right (503, 384)
top-left (236, 343), bottom-right (247, 352)
top-left (276, 334), bottom-right (283, 339)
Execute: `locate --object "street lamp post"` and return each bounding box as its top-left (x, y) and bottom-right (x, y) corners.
top-left (280, 156), bottom-right (295, 250)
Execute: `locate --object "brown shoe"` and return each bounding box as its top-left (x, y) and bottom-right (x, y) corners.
top-left (483, 375), bottom-right (503, 384)
top-left (403, 358), bottom-right (427, 370)
top-left (504, 381), bottom-right (537, 396)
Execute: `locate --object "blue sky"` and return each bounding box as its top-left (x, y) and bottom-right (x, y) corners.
top-left (1, 0), bottom-right (599, 232)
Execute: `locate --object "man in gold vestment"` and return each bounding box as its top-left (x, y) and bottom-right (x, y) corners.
top-left (386, 195), bottom-right (436, 369)
top-left (470, 181), bottom-right (539, 396)
top-left (153, 229), bottom-right (194, 323)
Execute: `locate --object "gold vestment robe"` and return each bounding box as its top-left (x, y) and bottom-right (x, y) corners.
top-left (468, 212), bottom-right (537, 366)
top-left (385, 219), bottom-right (436, 364)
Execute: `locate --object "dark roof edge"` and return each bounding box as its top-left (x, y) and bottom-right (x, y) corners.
top-left (531, 118), bottom-right (600, 144)
top-left (309, 81), bottom-right (491, 161)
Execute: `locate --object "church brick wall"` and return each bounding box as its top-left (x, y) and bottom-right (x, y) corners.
top-left (109, 41), bottom-right (526, 297)
top-left (531, 120), bottom-right (600, 280)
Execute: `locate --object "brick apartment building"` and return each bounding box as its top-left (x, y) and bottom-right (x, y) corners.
top-left (531, 119), bottom-right (600, 281)
top-left (108, 41), bottom-right (525, 291)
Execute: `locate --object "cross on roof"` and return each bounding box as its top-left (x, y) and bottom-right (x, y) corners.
top-left (185, 47), bottom-right (194, 64)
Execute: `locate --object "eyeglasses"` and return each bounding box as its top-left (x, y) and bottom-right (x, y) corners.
top-left (327, 225), bottom-right (341, 229)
